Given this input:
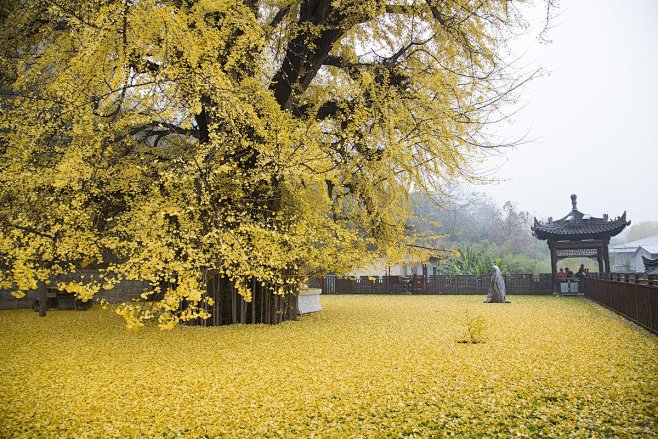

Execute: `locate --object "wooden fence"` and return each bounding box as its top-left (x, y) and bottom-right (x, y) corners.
top-left (585, 273), bottom-right (658, 334)
top-left (311, 274), bottom-right (554, 295)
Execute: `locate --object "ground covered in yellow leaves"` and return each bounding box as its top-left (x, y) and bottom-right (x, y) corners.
top-left (1, 296), bottom-right (656, 438)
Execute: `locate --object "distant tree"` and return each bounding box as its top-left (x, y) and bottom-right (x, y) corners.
top-left (443, 246), bottom-right (507, 276)
top-left (457, 193), bottom-right (505, 244)
top-left (625, 221), bottom-right (658, 242)
top-left (501, 202), bottom-right (529, 238)
top-left (411, 191), bottom-right (550, 273)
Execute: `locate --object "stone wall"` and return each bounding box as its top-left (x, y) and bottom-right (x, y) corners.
top-left (0, 270), bottom-right (149, 310)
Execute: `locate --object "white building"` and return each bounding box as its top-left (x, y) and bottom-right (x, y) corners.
top-left (349, 257), bottom-right (442, 278)
top-left (609, 235), bottom-right (658, 273)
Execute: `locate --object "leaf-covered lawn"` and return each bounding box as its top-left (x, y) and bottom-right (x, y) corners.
top-left (1, 296), bottom-right (656, 438)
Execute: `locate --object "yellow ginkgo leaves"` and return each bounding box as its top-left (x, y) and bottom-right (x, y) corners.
top-left (0, 295), bottom-right (656, 438)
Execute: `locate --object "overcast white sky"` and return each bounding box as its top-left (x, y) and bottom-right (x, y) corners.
top-left (474, 0), bottom-right (658, 224)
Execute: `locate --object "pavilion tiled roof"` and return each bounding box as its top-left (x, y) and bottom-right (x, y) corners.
top-left (531, 194), bottom-right (630, 242)
top-left (643, 256), bottom-right (658, 275)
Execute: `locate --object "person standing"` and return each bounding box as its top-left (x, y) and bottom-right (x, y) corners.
top-left (557, 268), bottom-right (566, 281)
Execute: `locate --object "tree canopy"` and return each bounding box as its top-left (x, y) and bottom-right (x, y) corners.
top-left (1, 0), bottom-right (544, 327)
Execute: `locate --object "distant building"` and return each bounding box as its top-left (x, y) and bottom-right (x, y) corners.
top-left (609, 235), bottom-right (658, 273)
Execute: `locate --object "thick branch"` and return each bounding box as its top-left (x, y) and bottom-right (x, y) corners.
top-left (292, 100), bottom-right (339, 120)
top-left (128, 55), bottom-right (161, 75)
top-left (129, 122), bottom-right (199, 139)
top-left (269, 0), bottom-right (347, 110)
top-left (269, 5), bottom-right (291, 28)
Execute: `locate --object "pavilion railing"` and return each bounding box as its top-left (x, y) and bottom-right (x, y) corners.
top-left (311, 274), bottom-right (554, 296)
top-left (585, 273), bottom-right (658, 334)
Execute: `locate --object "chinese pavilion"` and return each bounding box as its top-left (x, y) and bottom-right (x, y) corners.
top-left (532, 194), bottom-right (630, 292)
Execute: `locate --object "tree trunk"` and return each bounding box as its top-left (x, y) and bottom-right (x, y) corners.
top-left (186, 274), bottom-right (298, 326)
top-left (38, 282), bottom-right (47, 317)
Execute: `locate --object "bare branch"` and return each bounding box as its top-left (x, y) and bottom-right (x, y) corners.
top-left (43, 0), bottom-right (101, 29)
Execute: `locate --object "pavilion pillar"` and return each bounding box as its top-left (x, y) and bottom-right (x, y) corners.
top-left (603, 244), bottom-right (610, 273)
top-left (549, 242), bottom-right (557, 293)
top-left (597, 256), bottom-right (604, 273)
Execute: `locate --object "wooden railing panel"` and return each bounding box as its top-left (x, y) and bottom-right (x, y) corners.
top-left (312, 274), bottom-right (554, 296)
top-left (585, 273), bottom-right (657, 334)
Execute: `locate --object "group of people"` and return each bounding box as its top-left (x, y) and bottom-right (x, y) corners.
top-left (557, 264), bottom-right (589, 281)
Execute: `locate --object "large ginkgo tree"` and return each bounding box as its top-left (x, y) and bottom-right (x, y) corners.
top-left (0, 0), bottom-right (548, 327)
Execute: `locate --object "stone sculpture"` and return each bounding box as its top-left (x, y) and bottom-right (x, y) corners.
top-left (484, 265), bottom-right (509, 303)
